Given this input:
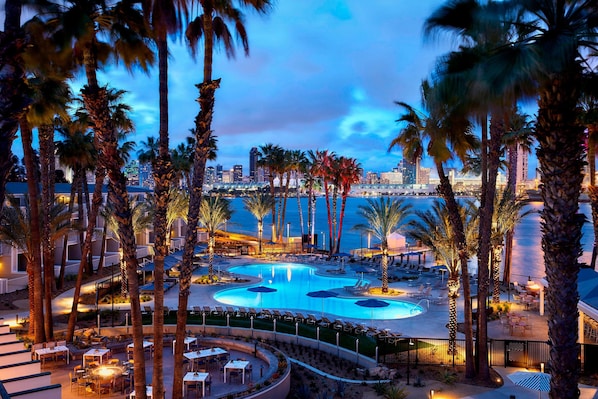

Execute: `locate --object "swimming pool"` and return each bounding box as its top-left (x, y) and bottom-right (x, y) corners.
top-left (213, 263), bottom-right (424, 320)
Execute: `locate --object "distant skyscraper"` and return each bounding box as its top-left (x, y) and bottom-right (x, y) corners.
top-left (516, 144), bottom-right (529, 185)
top-left (124, 160), bottom-right (140, 186)
top-left (205, 166), bottom-right (216, 184)
top-left (418, 167), bottom-right (430, 185)
top-left (249, 147), bottom-right (259, 182)
top-left (233, 165), bottom-right (243, 182)
top-left (139, 162), bottom-right (154, 189)
top-left (216, 164), bottom-right (223, 182)
top-left (400, 156), bottom-right (419, 185)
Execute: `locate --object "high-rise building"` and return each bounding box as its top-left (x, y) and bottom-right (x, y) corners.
top-left (249, 147), bottom-right (259, 182)
top-left (139, 162), bottom-right (154, 189)
top-left (400, 156), bottom-right (419, 185)
top-left (418, 167), bottom-right (431, 185)
top-left (233, 165), bottom-right (243, 182)
top-left (205, 166), bottom-right (216, 184)
top-left (516, 144), bottom-right (529, 185)
top-left (216, 164), bottom-right (223, 182)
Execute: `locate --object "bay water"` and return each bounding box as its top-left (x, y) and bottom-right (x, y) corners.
top-left (224, 196), bottom-right (596, 284)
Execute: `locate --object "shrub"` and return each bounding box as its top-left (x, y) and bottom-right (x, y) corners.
top-left (372, 381), bottom-right (388, 395)
top-left (384, 385), bottom-right (408, 399)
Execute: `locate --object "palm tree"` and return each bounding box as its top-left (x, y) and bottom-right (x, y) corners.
top-left (490, 188), bottom-right (532, 303)
top-left (407, 199), bottom-right (477, 355)
top-left (474, 2), bottom-right (597, 396)
top-left (243, 192), bottom-right (275, 254)
top-left (354, 197), bottom-right (412, 293)
top-left (312, 150), bottom-right (336, 253)
top-left (424, 1), bottom-right (534, 377)
top-left (257, 143), bottom-right (284, 240)
top-left (0, 196), bottom-right (71, 341)
top-left (579, 72), bottom-right (598, 269)
top-left (198, 196), bottom-right (233, 281)
top-left (389, 79), bottom-right (478, 377)
top-left (335, 156), bottom-right (362, 253)
top-left (503, 110), bottom-right (535, 285)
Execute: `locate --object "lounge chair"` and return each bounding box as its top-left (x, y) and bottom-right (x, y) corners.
top-left (343, 321), bottom-right (356, 333)
top-left (319, 316), bottom-right (333, 327)
top-left (237, 307), bottom-right (248, 317)
top-left (306, 314), bottom-right (319, 325)
top-left (191, 306), bottom-right (201, 315)
top-left (213, 306), bottom-right (224, 315)
top-left (333, 319), bottom-right (344, 331)
top-left (294, 312), bottom-right (307, 323)
top-left (203, 306), bottom-right (212, 314)
top-left (249, 308), bottom-right (259, 317)
top-left (226, 306), bottom-right (236, 315)
top-left (283, 311), bottom-right (295, 321)
top-left (261, 309), bottom-right (274, 319)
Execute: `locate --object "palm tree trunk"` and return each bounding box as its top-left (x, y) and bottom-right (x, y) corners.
top-left (296, 179), bottom-right (305, 238)
top-left (40, 124), bottom-right (55, 339)
top-left (476, 112), bottom-right (504, 381)
top-left (336, 194), bottom-right (349, 253)
top-left (537, 72), bottom-right (584, 399)
top-left (381, 246), bottom-right (389, 293)
top-left (82, 83), bottom-right (147, 399)
top-left (66, 167), bottom-right (105, 342)
top-left (503, 143), bottom-right (518, 284)
top-left (447, 268), bottom-right (460, 355)
top-left (173, 78), bottom-right (219, 399)
top-left (436, 161), bottom-right (475, 378)
top-left (20, 118), bottom-right (45, 342)
top-left (59, 173), bottom-right (79, 289)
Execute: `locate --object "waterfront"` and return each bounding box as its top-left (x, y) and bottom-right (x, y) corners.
top-left (225, 196), bottom-right (597, 284)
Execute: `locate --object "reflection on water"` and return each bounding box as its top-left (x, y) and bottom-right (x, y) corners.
top-left (213, 264), bottom-right (423, 320)
top-left (226, 198), bottom-right (596, 284)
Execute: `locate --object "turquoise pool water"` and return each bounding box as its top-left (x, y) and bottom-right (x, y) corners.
top-left (213, 263), bottom-right (424, 320)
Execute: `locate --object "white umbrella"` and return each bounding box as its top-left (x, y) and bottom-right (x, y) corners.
top-left (509, 371), bottom-right (550, 398)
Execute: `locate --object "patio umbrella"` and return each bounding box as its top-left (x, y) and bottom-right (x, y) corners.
top-left (247, 286), bottom-right (277, 309)
top-left (355, 298), bottom-right (390, 324)
top-left (508, 371), bottom-right (550, 398)
top-left (307, 290), bottom-right (339, 317)
top-left (352, 265), bottom-right (376, 280)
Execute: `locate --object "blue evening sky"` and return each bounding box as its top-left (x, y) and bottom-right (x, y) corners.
top-left (6, 1), bottom-right (539, 175)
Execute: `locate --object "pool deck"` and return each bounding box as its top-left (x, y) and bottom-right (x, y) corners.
top-left (3, 254), bottom-right (598, 399)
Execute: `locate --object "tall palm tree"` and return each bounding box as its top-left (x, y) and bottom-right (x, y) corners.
top-left (407, 199), bottom-right (477, 355)
top-left (579, 72), bottom-right (598, 269)
top-left (503, 109), bottom-right (535, 285)
top-left (479, 2), bottom-right (598, 396)
top-left (389, 79), bottom-right (478, 377)
top-left (55, 118), bottom-right (96, 283)
top-left (243, 192), bottom-right (275, 254)
top-left (177, 3), bottom-right (269, 397)
top-left (20, 72), bottom-right (71, 341)
top-left (335, 156), bottom-right (362, 253)
top-left (312, 150), bottom-right (336, 253)
top-left (38, 5), bottom-right (155, 382)
top-left (198, 196), bottom-right (232, 280)
top-left (425, 1), bottom-right (533, 377)
top-left (0, 197), bottom-right (71, 340)
top-left (257, 143), bottom-right (284, 240)
top-left (354, 197), bottom-right (412, 293)
top-left (490, 188), bottom-right (532, 303)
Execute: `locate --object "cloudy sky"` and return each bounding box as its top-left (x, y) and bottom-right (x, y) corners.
top-left (89, 0), bottom-right (460, 174)
top-left (8, 1), bottom-right (533, 175)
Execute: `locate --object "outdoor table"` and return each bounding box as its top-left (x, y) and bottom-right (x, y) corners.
top-left (127, 340), bottom-right (154, 359)
top-left (129, 385), bottom-right (152, 399)
top-left (223, 360), bottom-right (250, 384)
top-left (34, 345), bottom-right (70, 364)
top-left (172, 336), bottom-right (197, 354)
top-left (83, 348), bottom-right (111, 367)
top-left (183, 371), bottom-right (209, 397)
top-left (184, 347), bottom-right (228, 371)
